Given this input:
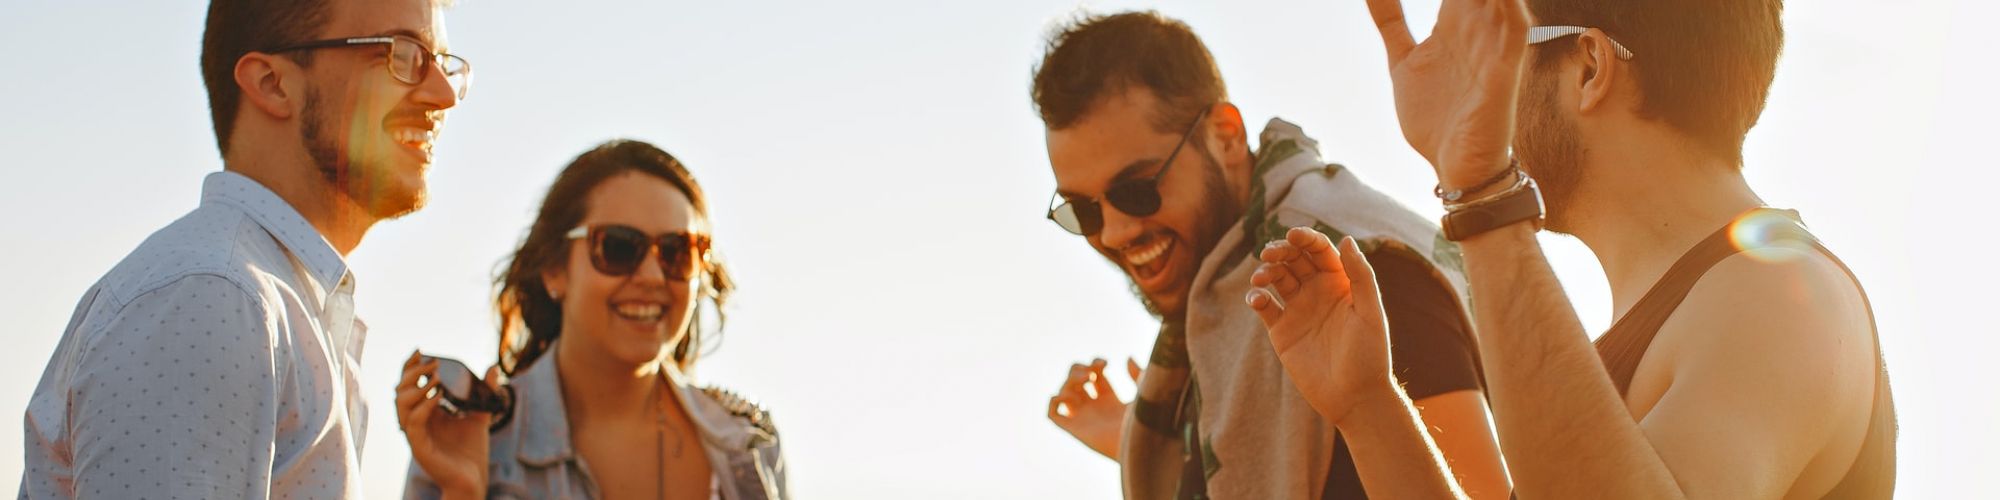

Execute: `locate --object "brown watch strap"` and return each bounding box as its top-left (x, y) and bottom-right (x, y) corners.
top-left (1442, 178), bottom-right (1545, 241)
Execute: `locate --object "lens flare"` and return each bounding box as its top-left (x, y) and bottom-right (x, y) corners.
top-left (1727, 209), bottom-right (1813, 263)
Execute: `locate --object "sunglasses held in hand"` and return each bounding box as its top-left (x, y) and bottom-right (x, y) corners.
top-left (422, 356), bottom-right (511, 415)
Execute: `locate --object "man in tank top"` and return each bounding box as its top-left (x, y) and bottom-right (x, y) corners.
top-left (1245, 0), bottom-right (1894, 498)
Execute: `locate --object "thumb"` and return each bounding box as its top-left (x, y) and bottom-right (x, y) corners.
top-left (1336, 237), bottom-right (1387, 324)
top-left (483, 365), bottom-right (508, 391)
top-left (1126, 358), bottom-right (1143, 383)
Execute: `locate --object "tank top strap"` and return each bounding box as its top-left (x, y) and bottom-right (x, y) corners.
top-left (1588, 208), bottom-right (1894, 497)
top-left (1594, 209), bottom-right (1825, 395)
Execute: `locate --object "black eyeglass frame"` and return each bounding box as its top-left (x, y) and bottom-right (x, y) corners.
top-left (265, 35), bottom-right (473, 100)
top-left (1045, 107), bottom-right (1211, 236)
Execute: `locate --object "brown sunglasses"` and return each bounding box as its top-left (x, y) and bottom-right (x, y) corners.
top-left (565, 224), bottom-right (711, 279)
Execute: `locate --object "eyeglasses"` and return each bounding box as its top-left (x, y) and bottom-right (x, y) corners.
top-left (564, 225), bottom-right (711, 280)
top-left (1046, 108), bottom-right (1210, 236)
top-left (1527, 26), bottom-right (1635, 60)
top-left (266, 35), bottom-right (473, 100)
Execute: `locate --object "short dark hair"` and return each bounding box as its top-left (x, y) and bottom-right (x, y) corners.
top-left (200, 0), bottom-right (335, 155)
top-left (495, 140), bottom-right (736, 375)
top-left (1528, 0), bottom-right (1784, 163)
top-left (1032, 11), bottom-right (1226, 133)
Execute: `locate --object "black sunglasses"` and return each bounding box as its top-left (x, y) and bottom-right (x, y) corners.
top-left (565, 225), bottom-right (711, 280)
top-left (1046, 108), bottom-right (1210, 236)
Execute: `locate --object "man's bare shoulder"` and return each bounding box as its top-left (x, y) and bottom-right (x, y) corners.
top-left (1628, 245), bottom-right (1882, 497)
top-left (1666, 246), bottom-right (1873, 361)
top-left (1646, 245), bottom-right (1877, 422)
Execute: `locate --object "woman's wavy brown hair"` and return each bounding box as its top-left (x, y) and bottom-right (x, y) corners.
top-left (494, 139), bottom-right (735, 375)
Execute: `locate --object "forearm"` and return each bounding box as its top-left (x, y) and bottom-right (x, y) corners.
top-left (1457, 223), bottom-right (1681, 498)
top-left (440, 486), bottom-right (487, 500)
top-left (1337, 387), bottom-right (1469, 500)
top-left (409, 470), bottom-right (485, 500)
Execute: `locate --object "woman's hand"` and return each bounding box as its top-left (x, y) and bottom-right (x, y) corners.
top-left (396, 351), bottom-right (498, 499)
top-left (1246, 229), bottom-right (1399, 425)
top-left (1047, 358), bottom-right (1141, 460)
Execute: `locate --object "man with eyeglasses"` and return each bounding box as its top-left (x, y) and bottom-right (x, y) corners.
top-left (22, 0), bottom-right (468, 497)
top-left (1033, 11), bottom-right (1511, 499)
top-left (1250, 0), bottom-right (1894, 498)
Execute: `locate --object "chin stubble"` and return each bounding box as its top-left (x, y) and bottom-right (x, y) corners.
top-left (1121, 146), bottom-right (1240, 322)
top-left (299, 84), bottom-right (426, 220)
top-left (1517, 74), bottom-right (1586, 235)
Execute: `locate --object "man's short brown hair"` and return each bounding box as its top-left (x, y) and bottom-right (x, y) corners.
top-left (200, 0), bottom-right (335, 155)
top-left (1529, 0), bottom-right (1785, 163)
top-left (1031, 11), bottom-right (1226, 133)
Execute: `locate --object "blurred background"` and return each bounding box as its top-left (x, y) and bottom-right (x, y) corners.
top-left (2, 0), bottom-right (1993, 497)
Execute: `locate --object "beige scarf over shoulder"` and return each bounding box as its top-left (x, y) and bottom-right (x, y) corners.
top-left (1119, 118), bottom-right (1469, 499)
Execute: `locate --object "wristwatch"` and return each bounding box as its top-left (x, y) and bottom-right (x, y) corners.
top-left (1441, 173), bottom-right (1545, 241)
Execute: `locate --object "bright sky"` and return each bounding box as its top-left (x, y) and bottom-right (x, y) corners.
top-left (2, 0), bottom-right (1994, 498)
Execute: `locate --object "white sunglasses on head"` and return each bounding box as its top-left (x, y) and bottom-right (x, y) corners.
top-left (1528, 26), bottom-right (1635, 60)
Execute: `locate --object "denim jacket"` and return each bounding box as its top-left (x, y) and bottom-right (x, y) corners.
top-left (405, 347), bottom-right (788, 499)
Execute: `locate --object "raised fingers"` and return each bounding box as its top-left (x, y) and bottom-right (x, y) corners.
top-left (396, 353), bottom-right (440, 430)
top-left (408, 391), bottom-right (443, 438)
top-left (1057, 363), bottom-right (1092, 400)
top-left (1251, 263), bottom-right (1303, 298)
top-left (396, 377), bottom-right (440, 433)
top-left (1363, 0), bottom-right (1419, 64)
top-left (1087, 359), bottom-right (1114, 400)
top-left (1261, 240), bottom-right (1320, 282)
top-left (398, 355), bottom-right (435, 391)
top-left (1335, 237), bottom-right (1387, 322)
top-left (1285, 227), bottom-right (1345, 274)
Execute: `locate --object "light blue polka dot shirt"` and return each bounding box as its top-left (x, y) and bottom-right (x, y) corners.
top-left (22, 172), bottom-right (369, 499)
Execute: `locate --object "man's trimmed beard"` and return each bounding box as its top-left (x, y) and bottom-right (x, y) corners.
top-left (1127, 144), bottom-right (1239, 320)
top-left (1515, 70), bottom-right (1587, 234)
top-left (300, 84), bottom-right (426, 221)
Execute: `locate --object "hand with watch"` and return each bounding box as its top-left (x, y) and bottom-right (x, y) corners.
top-left (1436, 159), bottom-right (1544, 241)
top-left (1243, 2), bottom-right (1541, 498)
top-left (1364, 0), bottom-right (1543, 240)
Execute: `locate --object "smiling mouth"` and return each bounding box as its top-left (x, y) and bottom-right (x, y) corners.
top-left (1124, 236), bottom-right (1175, 285)
top-left (388, 127), bottom-right (436, 158)
top-left (612, 301), bottom-right (665, 324)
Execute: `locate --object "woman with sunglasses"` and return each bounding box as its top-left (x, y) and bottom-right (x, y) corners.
top-left (396, 140), bottom-right (787, 500)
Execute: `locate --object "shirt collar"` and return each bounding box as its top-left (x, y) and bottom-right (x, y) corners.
top-left (661, 361), bottom-right (757, 450)
top-left (513, 346), bottom-right (750, 466)
top-left (512, 349), bottom-right (576, 466)
top-left (200, 171), bottom-right (352, 296)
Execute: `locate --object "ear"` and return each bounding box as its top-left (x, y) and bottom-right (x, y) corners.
top-left (541, 267), bottom-right (569, 302)
top-left (1574, 29), bottom-right (1625, 115)
top-left (1207, 102), bottom-right (1252, 172)
top-left (234, 52), bottom-right (303, 120)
